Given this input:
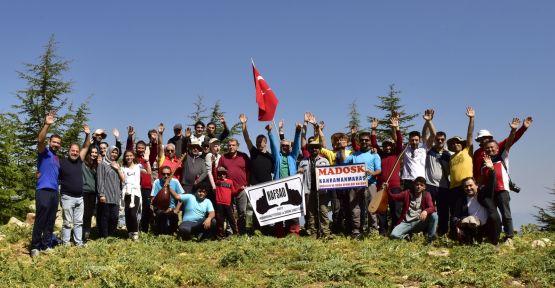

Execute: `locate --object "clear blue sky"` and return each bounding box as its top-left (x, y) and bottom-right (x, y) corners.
top-left (1, 1), bottom-right (554, 228)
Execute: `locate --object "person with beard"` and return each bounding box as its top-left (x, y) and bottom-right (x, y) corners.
top-left (420, 109), bottom-right (451, 236)
top-left (180, 140), bottom-right (208, 194)
top-left (298, 140), bottom-right (332, 239)
top-left (267, 122), bottom-right (303, 236)
top-left (388, 177), bottom-right (438, 244)
top-left (97, 146), bottom-right (124, 238)
top-left (59, 124), bottom-right (91, 246)
top-left (151, 166), bottom-right (185, 235)
top-left (239, 113), bottom-right (274, 234)
top-left (218, 138), bottom-right (250, 235)
top-left (369, 114), bottom-right (404, 235)
top-left (480, 118), bottom-right (521, 241)
top-left (203, 114), bottom-right (230, 147)
top-left (344, 131), bottom-right (382, 239)
top-left (31, 111), bottom-right (62, 257)
top-left (125, 126), bottom-right (153, 233)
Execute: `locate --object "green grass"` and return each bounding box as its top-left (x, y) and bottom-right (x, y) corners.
top-left (1, 225), bottom-right (554, 287)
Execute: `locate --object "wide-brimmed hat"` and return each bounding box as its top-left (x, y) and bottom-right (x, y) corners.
top-left (475, 129), bottom-right (493, 142)
top-left (307, 140), bottom-right (322, 148)
top-left (461, 216), bottom-right (481, 228)
top-left (447, 136), bottom-right (464, 145)
top-left (188, 139), bottom-right (202, 148)
top-left (209, 138), bottom-right (220, 145)
top-left (173, 123), bottom-right (182, 130)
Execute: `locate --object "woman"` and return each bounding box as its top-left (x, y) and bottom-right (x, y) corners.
top-left (121, 150), bottom-right (143, 240)
top-left (97, 146), bottom-right (123, 238)
top-left (82, 146), bottom-right (99, 241)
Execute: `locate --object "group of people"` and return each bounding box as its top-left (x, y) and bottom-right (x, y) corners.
top-left (29, 108), bottom-right (532, 257)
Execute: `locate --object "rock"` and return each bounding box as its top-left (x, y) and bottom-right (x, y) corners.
top-left (541, 238), bottom-right (552, 246)
top-left (427, 249), bottom-right (450, 257)
top-left (26, 213), bottom-right (36, 224)
top-left (0, 233), bottom-right (5, 241)
top-left (7, 217), bottom-right (30, 228)
top-left (532, 240), bottom-right (546, 248)
top-left (511, 280), bottom-right (524, 287)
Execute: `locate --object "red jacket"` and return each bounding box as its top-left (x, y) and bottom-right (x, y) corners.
top-left (388, 189), bottom-right (436, 226)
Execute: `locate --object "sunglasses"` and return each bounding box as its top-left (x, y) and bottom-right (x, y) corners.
top-left (162, 173), bottom-right (172, 176)
top-left (360, 138), bottom-right (371, 142)
top-left (166, 149), bottom-right (175, 152)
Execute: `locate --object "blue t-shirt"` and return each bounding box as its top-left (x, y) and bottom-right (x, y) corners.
top-left (151, 178), bottom-right (184, 208)
top-left (345, 150), bottom-right (382, 184)
top-left (180, 194), bottom-right (214, 223)
top-left (37, 148), bottom-right (60, 190)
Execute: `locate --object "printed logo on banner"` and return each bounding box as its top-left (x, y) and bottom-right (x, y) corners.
top-left (246, 174), bottom-right (305, 226)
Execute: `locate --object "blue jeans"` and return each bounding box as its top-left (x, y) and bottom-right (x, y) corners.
top-left (61, 194), bottom-right (84, 246)
top-left (390, 212), bottom-right (438, 241)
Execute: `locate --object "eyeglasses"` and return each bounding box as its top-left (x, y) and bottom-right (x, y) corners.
top-left (162, 173), bottom-right (171, 176)
top-left (166, 149), bottom-right (175, 152)
top-left (360, 138), bottom-right (371, 142)
top-left (281, 145), bottom-right (291, 148)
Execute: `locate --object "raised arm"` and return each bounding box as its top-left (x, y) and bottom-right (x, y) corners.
top-left (279, 119), bottom-right (285, 141)
top-left (80, 124), bottom-right (91, 161)
top-left (126, 126), bottom-right (135, 151)
top-left (422, 109), bottom-right (436, 148)
top-left (157, 123), bottom-right (165, 163)
top-left (218, 114), bottom-right (230, 141)
top-left (266, 124), bottom-right (279, 159)
top-left (113, 128), bottom-right (122, 160)
top-left (38, 111), bottom-right (56, 153)
top-left (318, 121), bottom-right (327, 148)
top-left (239, 113), bottom-right (254, 151)
top-left (504, 117), bottom-right (520, 152)
top-left (465, 107), bottom-right (475, 148)
top-left (351, 125), bottom-right (360, 152)
top-left (291, 123), bottom-right (303, 159)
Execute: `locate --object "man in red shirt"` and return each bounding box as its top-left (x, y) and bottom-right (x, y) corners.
top-left (157, 123), bottom-right (183, 182)
top-left (218, 138), bottom-right (250, 235)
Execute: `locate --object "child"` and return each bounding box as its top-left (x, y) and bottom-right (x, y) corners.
top-left (212, 157), bottom-right (239, 238)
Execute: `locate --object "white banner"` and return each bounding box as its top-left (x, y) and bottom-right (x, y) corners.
top-left (316, 163), bottom-right (368, 190)
top-left (245, 174), bottom-right (305, 226)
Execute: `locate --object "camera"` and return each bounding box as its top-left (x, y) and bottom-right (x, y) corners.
top-left (509, 180), bottom-right (521, 193)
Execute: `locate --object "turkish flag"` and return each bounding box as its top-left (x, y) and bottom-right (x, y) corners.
top-left (252, 62), bottom-right (279, 121)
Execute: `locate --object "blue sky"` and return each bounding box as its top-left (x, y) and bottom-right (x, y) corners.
top-left (1, 1), bottom-right (554, 228)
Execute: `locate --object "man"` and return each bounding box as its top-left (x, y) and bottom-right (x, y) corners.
top-left (31, 111), bottom-right (62, 257)
top-left (218, 138), bottom-right (250, 235)
top-left (388, 177), bottom-right (438, 243)
top-left (190, 120), bottom-right (207, 144)
top-left (146, 129), bottom-right (159, 181)
top-left (168, 182), bottom-right (216, 241)
top-left (205, 138), bottom-right (222, 204)
top-left (126, 126), bottom-right (153, 233)
top-left (298, 140), bottom-right (332, 238)
top-left (454, 166), bottom-right (498, 245)
top-left (421, 109), bottom-right (451, 236)
top-left (344, 131), bottom-right (382, 239)
top-left (180, 139), bottom-right (208, 193)
top-left (167, 123), bottom-right (186, 158)
top-left (59, 125), bottom-right (91, 247)
top-left (472, 116), bottom-right (532, 181)
top-left (446, 107), bottom-right (475, 237)
top-left (203, 114), bottom-right (230, 146)
top-left (239, 114), bottom-right (274, 234)
top-left (370, 115), bottom-right (404, 235)
top-left (150, 166), bottom-right (185, 235)
top-left (267, 122), bottom-right (302, 236)
top-left (157, 123), bottom-right (183, 181)
top-left (401, 129), bottom-right (427, 189)
top-left (481, 118), bottom-right (522, 240)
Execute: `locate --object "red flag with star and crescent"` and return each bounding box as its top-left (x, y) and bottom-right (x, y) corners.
top-left (252, 61), bottom-right (279, 121)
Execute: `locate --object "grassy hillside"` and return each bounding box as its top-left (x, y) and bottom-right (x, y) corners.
top-left (0, 225), bottom-right (554, 287)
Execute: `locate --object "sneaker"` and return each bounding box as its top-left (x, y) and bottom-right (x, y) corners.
top-left (132, 233), bottom-right (139, 241)
top-left (30, 249), bottom-right (40, 257)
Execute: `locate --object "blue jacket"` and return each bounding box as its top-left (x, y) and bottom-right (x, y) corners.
top-left (268, 129), bottom-right (301, 180)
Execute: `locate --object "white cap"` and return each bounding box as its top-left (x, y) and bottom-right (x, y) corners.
top-left (475, 129), bottom-right (493, 142)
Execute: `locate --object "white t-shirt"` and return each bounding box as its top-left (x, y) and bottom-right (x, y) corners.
top-left (122, 165), bottom-right (141, 189)
top-left (466, 196), bottom-right (488, 226)
top-left (402, 143), bottom-right (427, 181)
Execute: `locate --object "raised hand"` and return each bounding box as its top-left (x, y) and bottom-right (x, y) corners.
top-left (112, 128), bottom-right (120, 139)
top-left (265, 124), bottom-right (272, 132)
top-left (423, 109), bottom-right (434, 121)
top-left (239, 113), bottom-right (247, 124)
top-left (128, 126), bottom-right (135, 136)
top-left (483, 154), bottom-right (493, 169)
top-left (509, 117), bottom-right (521, 129)
top-left (391, 111), bottom-right (400, 119)
top-left (45, 111), bottom-right (56, 125)
top-left (83, 124), bottom-right (90, 134)
top-left (351, 125), bottom-right (358, 134)
top-left (158, 123), bottom-right (165, 134)
top-left (304, 112), bottom-right (311, 123)
top-left (185, 127), bottom-right (191, 137)
top-left (307, 113), bottom-right (317, 125)
top-left (369, 118), bottom-right (378, 130)
top-left (295, 123), bottom-right (302, 131)
top-left (319, 121), bottom-right (325, 130)
top-left (390, 117), bottom-right (399, 129)
top-left (278, 119), bottom-right (284, 130)
top-left (111, 161), bottom-right (120, 170)
top-left (523, 116), bottom-right (533, 128)
top-left (218, 113), bottom-right (226, 123)
top-left (466, 107), bottom-right (475, 118)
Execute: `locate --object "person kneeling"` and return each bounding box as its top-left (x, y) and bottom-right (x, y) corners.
top-left (387, 177), bottom-right (438, 243)
top-left (168, 182), bottom-right (216, 241)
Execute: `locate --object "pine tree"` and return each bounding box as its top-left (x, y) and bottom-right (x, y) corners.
top-left (371, 84), bottom-right (419, 142)
top-left (188, 95), bottom-right (209, 125)
top-left (535, 185), bottom-right (555, 231)
top-left (0, 113), bottom-right (33, 223)
top-left (346, 100), bottom-right (362, 136)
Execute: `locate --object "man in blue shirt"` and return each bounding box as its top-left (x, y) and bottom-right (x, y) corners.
top-left (344, 131), bottom-right (382, 239)
top-left (150, 166), bottom-right (185, 235)
top-left (31, 111), bottom-right (62, 257)
top-left (168, 182), bottom-right (216, 241)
